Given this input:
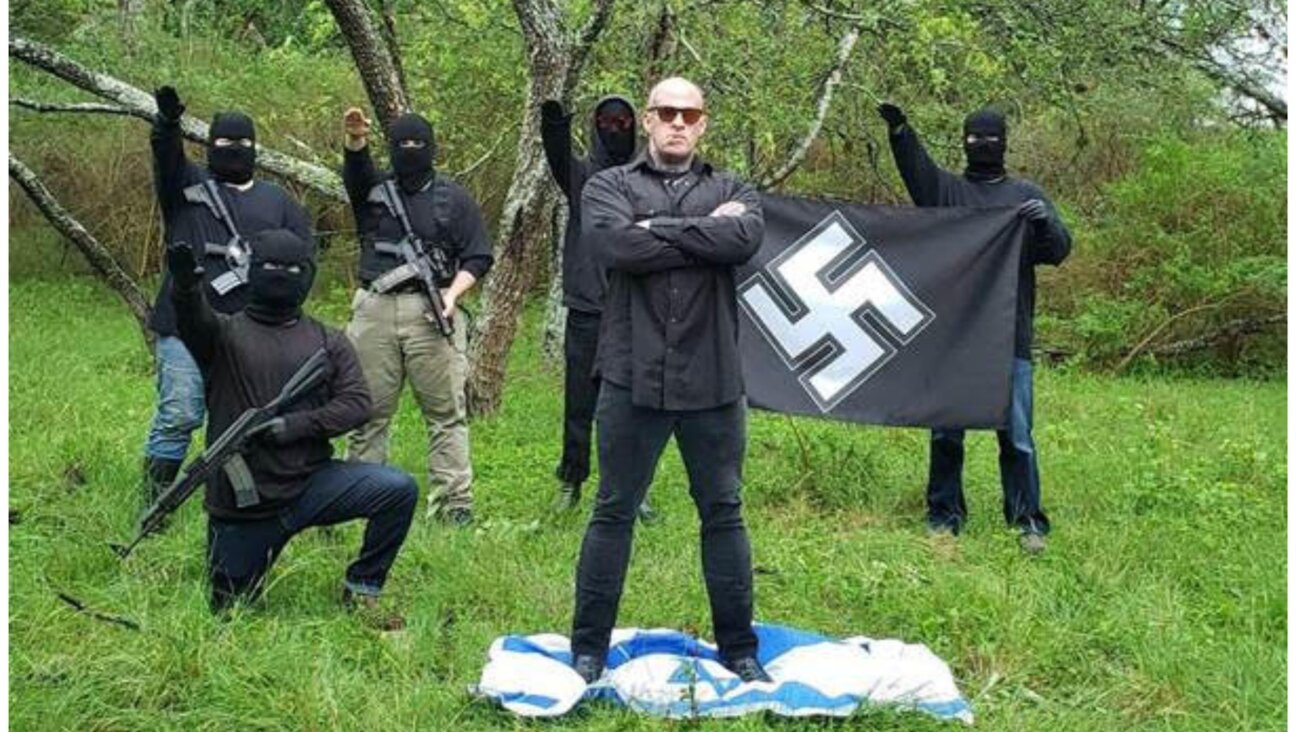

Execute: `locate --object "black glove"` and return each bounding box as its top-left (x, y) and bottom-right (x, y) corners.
top-left (540, 100), bottom-right (566, 121)
top-left (877, 103), bottom-right (907, 131)
top-left (253, 417), bottom-right (289, 447)
top-left (155, 86), bottom-right (185, 123)
top-left (166, 241), bottom-right (202, 290)
top-left (1019, 199), bottom-right (1049, 222)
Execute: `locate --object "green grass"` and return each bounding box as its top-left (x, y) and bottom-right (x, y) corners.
top-left (8, 277), bottom-right (1286, 731)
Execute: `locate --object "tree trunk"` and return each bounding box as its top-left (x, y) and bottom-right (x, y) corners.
top-left (323, 0), bottom-right (410, 131)
top-left (10, 153), bottom-right (154, 349)
top-left (541, 202), bottom-right (568, 362)
top-left (466, 0), bottom-right (613, 415)
top-left (9, 36), bottom-right (346, 201)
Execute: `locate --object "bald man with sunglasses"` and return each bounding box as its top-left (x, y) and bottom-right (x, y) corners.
top-left (568, 77), bottom-right (771, 685)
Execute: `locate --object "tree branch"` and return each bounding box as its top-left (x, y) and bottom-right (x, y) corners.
top-left (11, 98), bottom-right (134, 116)
top-left (9, 36), bottom-right (346, 201)
top-left (760, 20), bottom-right (864, 189)
top-left (323, 0), bottom-right (411, 131)
top-left (10, 152), bottom-right (154, 348)
top-left (562, 0), bottom-right (615, 99)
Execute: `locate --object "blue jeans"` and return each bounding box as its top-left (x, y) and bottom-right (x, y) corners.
top-left (927, 358), bottom-right (1049, 534)
top-left (144, 336), bottom-right (205, 461)
top-left (207, 461), bottom-right (418, 611)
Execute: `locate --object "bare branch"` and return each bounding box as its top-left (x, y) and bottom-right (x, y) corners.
top-left (562, 0), bottom-right (615, 99)
top-left (760, 20), bottom-right (864, 189)
top-left (10, 152), bottom-right (154, 347)
top-left (9, 36), bottom-right (346, 201)
top-left (11, 97), bottom-right (134, 116)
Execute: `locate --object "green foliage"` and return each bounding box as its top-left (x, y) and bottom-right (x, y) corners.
top-left (9, 279), bottom-right (1288, 730)
top-left (1039, 129), bottom-right (1286, 374)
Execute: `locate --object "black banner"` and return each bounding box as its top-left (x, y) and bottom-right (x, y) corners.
top-left (738, 194), bottom-right (1025, 429)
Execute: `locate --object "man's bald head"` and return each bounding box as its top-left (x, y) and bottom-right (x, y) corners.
top-left (643, 76), bottom-right (708, 166)
top-left (647, 77), bottom-right (705, 110)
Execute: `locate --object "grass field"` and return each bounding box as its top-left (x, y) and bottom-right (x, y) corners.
top-left (8, 277), bottom-right (1287, 731)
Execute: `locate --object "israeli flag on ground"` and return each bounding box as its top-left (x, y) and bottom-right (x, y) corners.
top-left (475, 623), bottom-right (973, 724)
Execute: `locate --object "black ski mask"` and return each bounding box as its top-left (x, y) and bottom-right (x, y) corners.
top-left (208, 112), bottom-right (257, 184)
top-left (963, 108), bottom-right (1007, 181)
top-left (591, 96), bottom-right (637, 168)
top-left (245, 229), bottom-right (316, 325)
top-left (388, 113), bottom-right (436, 193)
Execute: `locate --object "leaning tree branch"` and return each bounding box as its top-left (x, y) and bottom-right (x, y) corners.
top-left (1152, 314), bottom-right (1286, 357)
top-left (561, 0), bottom-right (615, 101)
top-left (760, 19), bottom-right (864, 189)
top-left (323, 0), bottom-right (411, 131)
top-left (10, 36), bottom-right (346, 201)
top-left (10, 153), bottom-right (154, 347)
top-left (11, 97), bottom-right (134, 116)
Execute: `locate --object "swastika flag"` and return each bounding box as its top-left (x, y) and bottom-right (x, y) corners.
top-left (739, 194), bottom-right (1025, 428)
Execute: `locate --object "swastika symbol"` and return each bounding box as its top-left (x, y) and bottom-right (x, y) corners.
top-left (739, 211), bottom-right (934, 412)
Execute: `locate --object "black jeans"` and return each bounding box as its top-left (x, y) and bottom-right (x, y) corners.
top-left (927, 358), bottom-right (1050, 534)
top-left (555, 309), bottom-right (601, 486)
top-left (207, 460), bottom-right (418, 611)
top-left (571, 383), bottom-right (757, 663)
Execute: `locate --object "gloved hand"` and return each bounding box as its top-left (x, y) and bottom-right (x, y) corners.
top-left (1019, 199), bottom-right (1049, 222)
top-left (540, 100), bottom-right (566, 121)
top-left (253, 417), bottom-right (289, 447)
top-left (155, 86), bottom-right (185, 123)
top-left (877, 103), bottom-right (907, 131)
top-left (166, 242), bottom-right (203, 290)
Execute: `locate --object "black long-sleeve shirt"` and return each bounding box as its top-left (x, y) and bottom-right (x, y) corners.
top-left (342, 146), bottom-right (493, 287)
top-left (540, 95), bottom-right (638, 313)
top-left (148, 117), bottom-right (312, 337)
top-left (888, 125), bottom-right (1072, 359)
top-left (586, 155), bottom-right (764, 411)
top-left (172, 283), bottom-right (371, 520)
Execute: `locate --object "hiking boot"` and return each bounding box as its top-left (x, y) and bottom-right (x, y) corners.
top-left (342, 588), bottom-right (406, 631)
top-left (725, 656), bottom-right (772, 683)
top-left (553, 481), bottom-right (582, 511)
top-left (445, 507), bottom-right (473, 527)
top-left (1019, 530), bottom-right (1046, 556)
top-left (572, 654), bottom-right (605, 684)
top-left (636, 499), bottom-right (660, 525)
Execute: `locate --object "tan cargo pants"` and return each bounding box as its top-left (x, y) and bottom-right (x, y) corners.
top-left (345, 288), bottom-right (472, 516)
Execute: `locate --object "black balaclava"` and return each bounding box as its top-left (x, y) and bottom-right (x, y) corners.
top-left (591, 96), bottom-right (638, 168)
top-left (207, 112), bottom-right (257, 184)
top-left (963, 108), bottom-right (1007, 181)
top-left (245, 229), bottom-right (316, 325)
top-left (388, 113), bottom-right (436, 193)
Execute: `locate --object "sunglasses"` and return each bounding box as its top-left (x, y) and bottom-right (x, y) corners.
top-left (596, 114), bottom-right (635, 131)
top-left (649, 106), bottom-right (706, 125)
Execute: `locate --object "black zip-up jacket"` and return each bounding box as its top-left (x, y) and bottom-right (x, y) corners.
top-left (888, 125), bottom-right (1071, 359)
top-left (342, 146), bottom-right (493, 288)
top-left (148, 117), bottom-right (312, 336)
top-left (172, 283), bottom-right (371, 520)
top-left (585, 155), bottom-right (764, 411)
top-left (540, 95), bottom-right (639, 313)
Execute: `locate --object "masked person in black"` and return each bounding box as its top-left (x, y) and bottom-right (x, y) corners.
top-left (140, 85), bottom-right (312, 520)
top-left (340, 109), bottom-right (493, 526)
top-left (539, 95), bottom-right (655, 522)
top-left (169, 228), bottom-right (417, 626)
top-left (877, 103), bottom-right (1072, 554)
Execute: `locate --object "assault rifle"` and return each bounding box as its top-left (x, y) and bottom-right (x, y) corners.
top-left (112, 348), bottom-right (330, 559)
top-left (368, 180), bottom-right (455, 338)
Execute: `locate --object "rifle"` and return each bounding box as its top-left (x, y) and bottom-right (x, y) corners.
top-left (369, 180), bottom-right (455, 338)
top-left (182, 179), bottom-right (251, 296)
top-left (111, 348), bottom-right (331, 559)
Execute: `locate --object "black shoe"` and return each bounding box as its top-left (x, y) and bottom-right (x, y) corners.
top-left (140, 456), bottom-right (182, 528)
top-left (572, 654), bottom-right (605, 684)
top-left (553, 481), bottom-right (581, 511)
top-left (446, 507), bottom-right (473, 527)
top-left (636, 500), bottom-right (660, 525)
top-left (725, 656), bottom-right (772, 683)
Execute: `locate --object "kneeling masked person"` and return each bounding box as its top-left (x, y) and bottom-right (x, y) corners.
top-left (170, 228), bottom-right (417, 625)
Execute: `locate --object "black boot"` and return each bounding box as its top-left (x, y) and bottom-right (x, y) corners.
top-left (553, 481), bottom-right (581, 511)
top-left (140, 457), bottom-right (182, 525)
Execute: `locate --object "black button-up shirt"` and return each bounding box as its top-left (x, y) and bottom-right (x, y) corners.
top-left (583, 155), bottom-right (764, 410)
